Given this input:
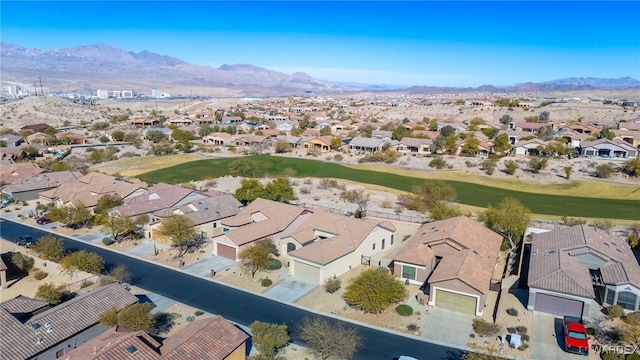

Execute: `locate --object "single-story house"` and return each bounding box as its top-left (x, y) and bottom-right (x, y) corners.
top-left (168, 118), bottom-right (193, 126)
top-left (112, 183), bottom-right (209, 221)
top-left (512, 139), bottom-right (548, 156)
top-left (55, 131), bottom-right (86, 145)
top-left (0, 134), bottom-right (23, 147)
top-left (566, 123), bottom-right (600, 135)
top-left (510, 122), bottom-right (553, 133)
top-left (551, 128), bottom-right (590, 148)
top-left (397, 137), bottom-right (432, 156)
top-left (2, 171), bottom-right (82, 202)
top-left (612, 129), bottom-right (640, 148)
top-left (276, 123), bottom-right (295, 133)
top-left (0, 163), bottom-right (47, 185)
top-left (21, 123), bottom-right (50, 132)
top-left (302, 136), bottom-right (333, 152)
top-left (392, 216), bottom-right (502, 316)
top-left (285, 210), bottom-right (396, 284)
top-left (527, 225), bottom-right (640, 320)
top-left (67, 316), bottom-right (248, 360)
top-left (0, 284), bottom-right (138, 360)
top-left (579, 138), bottom-right (638, 159)
top-left (203, 132), bottom-right (234, 146)
top-left (152, 193), bottom-right (243, 240)
top-left (130, 118), bottom-right (160, 127)
top-left (348, 136), bottom-right (397, 153)
top-left (234, 135), bottom-right (268, 147)
top-left (271, 135), bottom-right (303, 148)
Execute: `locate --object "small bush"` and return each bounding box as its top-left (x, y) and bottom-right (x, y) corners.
top-left (623, 311), bottom-right (640, 326)
top-left (33, 270), bottom-right (48, 280)
top-left (396, 304), bottom-right (413, 316)
top-left (472, 318), bottom-right (500, 337)
top-left (515, 326), bottom-right (528, 334)
top-left (80, 279), bottom-right (94, 289)
top-left (428, 157), bottom-right (447, 169)
top-left (506, 307), bottom-right (518, 317)
top-left (607, 305), bottom-right (625, 318)
top-left (266, 258), bottom-right (282, 270)
top-left (261, 278), bottom-right (273, 287)
top-left (626, 353), bottom-right (640, 360)
top-left (194, 310), bottom-right (205, 316)
top-left (102, 237), bottom-right (114, 246)
top-left (406, 324), bottom-right (419, 332)
top-left (324, 278), bottom-right (341, 294)
top-left (333, 154), bottom-right (343, 161)
top-left (586, 327), bottom-right (597, 336)
top-left (602, 352), bottom-right (625, 360)
top-left (518, 343), bottom-right (529, 351)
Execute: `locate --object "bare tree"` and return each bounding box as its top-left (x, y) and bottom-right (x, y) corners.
top-left (299, 317), bottom-right (362, 360)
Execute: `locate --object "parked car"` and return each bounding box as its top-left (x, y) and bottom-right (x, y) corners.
top-left (36, 216), bottom-right (53, 225)
top-left (16, 235), bottom-right (36, 248)
top-left (563, 316), bottom-right (589, 355)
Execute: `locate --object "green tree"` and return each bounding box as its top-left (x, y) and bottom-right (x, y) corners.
top-left (444, 135), bottom-right (458, 154)
top-left (481, 127), bottom-right (499, 139)
top-left (238, 239), bottom-right (279, 278)
top-left (564, 166), bottom-right (573, 180)
top-left (263, 177), bottom-right (295, 203)
top-left (229, 159), bottom-right (257, 177)
top-left (103, 212), bottom-right (137, 242)
top-left (463, 137), bottom-right (480, 155)
top-left (468, 117), bottom-right (485, 131)
top-left (47, 201), bottom-right (92, 228)
top-left (171, 128), bottom-right (195, 142)
top-left (481, 159), bottom-right (498, 175)
top-left (32, 235), bottom-right (65, 262)
top-left (429, 201), bottom-right (463, 221)
top-left (111, 130), bottom-right (125, 142)
top-left (499, 114), bottom-right (513, 126)
top-left (156, 215), bottom-right (199, 257)
top-left (391, 125), bottom-right (410, 140)
top-left (492, 133), bottom-right (512, 155)
top-left (92, 121), bottom-right (109, 131)
top-left (400, 182), bottom-right (456, 213)
top-left (99, 306), bottom-right (118, 327)
top-left (145, 130), bottom-right (166, 143)
top-left (94, 194), bottom-right (123, 215)
top-left (250, 321), bottom-right (291, 358)
top-left (595, 163), bottom-right (616, 178)
top-left (274, 140), bottom-right (292, 153)
top-left (35, 283), bottom-right (63, 305)
top-left (504, 160), bottom-right (518, 175)
top-left (319, 126), bottom-right (332, 136)
top-left (599, 127), bottom-right (615, 140)
top-left (330, 137), bottom-right (342, 150)
top-left (11, 252), bottom-right (35, 273)
top-left (299, 317), bottom-right (362, 360)
top-left (479, 197), bottom-right (531, 251)
top-left (116, 303), bottom-right (156, 332)
top-left (428, 118), bottom-right (439, 131)
top-left (539, 110), bottom-right (550, 123)
top-left (198, 123), bottom-right (215, 137)
top-left (440, 125), bottom-right (456, 138)
top-left (235, 179), bottom-right (265, 205)
top-left (60, 250), bottom-right (105, 277)
top-left (343, 268), bottom-right (407, 313)
top-left (529, 157), bottom-right (548, 173)
top-left (431, 135), bottom-right (445, 153)
top-left (44, 126), bottom-right (57, 136)
top-left (622, 158), bottom-right (640, 177)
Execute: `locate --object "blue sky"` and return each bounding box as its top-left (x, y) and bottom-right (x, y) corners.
top-left (2, 1), bottom-right (639, 87)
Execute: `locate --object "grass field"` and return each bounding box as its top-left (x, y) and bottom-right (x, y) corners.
top-left (137, 156), bottom-right (640, 220)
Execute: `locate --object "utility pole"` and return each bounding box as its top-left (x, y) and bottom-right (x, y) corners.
top-left (39, 76), bottom-right (44, 96)
top-left (33, 82), bottom-right (38, 97)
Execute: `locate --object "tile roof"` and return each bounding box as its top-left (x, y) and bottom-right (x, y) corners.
top-left (4, 171), bottom-right (82, 193)
top-left (0, 295), bottom-right (49, 318)
top-left (0, 163), bottom-right (47, 185)
top-left (114, 183), bottom-right (199, 217)
top-left (349, 136), bottom-right (392, 148)
top-left (0, 284), bottom-right (138, 360)
top-left (288, 210), bottom-right (395, 265)
top-left (528, 225), bottom-right (640, 297)
top-left (393, 216), bottom-right (502, 295)
top-left (161, 316), bottom-right (248, 360)
top-left (154, 194), bottom-right (243, 226)
top-left (400, 137), bottom-right (432, 147)
top-left (66, 326), bottom-right (162, 360)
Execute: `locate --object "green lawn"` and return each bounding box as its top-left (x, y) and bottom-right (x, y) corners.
top-left (137, 156), bottom-right (640, 220)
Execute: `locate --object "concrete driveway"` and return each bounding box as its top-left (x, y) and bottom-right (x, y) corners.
top-left (532, 312), bottom-right (591, 360)
top-left (264, 275), bottom-right (317, 303)
top-left (421, 308), bottom-right (474, 348)
top-left (182, 255), bottom-right (236, 277)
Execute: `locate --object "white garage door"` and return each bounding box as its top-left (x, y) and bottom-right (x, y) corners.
top-left (294, 261), bottom-right (321, 283)
top-left (534, 293), bottom-right (583, 318)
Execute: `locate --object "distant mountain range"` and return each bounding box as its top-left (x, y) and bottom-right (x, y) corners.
top-left (1, 42), bottom-right (638, 96)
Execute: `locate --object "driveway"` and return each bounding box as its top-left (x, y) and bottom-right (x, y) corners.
top-left (182, 255), bottom-right (235, 277)
top-left (421, 308), bottom-right (474, 348)
top-left (264, 275), bottom-right (317, 303)
top-left (532, 312), bottom-right (591, 360)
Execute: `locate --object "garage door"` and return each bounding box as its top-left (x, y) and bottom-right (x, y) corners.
top-left (217, 243), bottom-right (236, 260)
top-left (534, 293), bottom-right (583, 318)
top-left (435, 290), bottom-right (477, 315)
top-left (294, 261), bottom-right (321, 283)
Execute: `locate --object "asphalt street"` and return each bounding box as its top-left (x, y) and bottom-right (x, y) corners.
top-left (1, 219), bottom-right (464, 360)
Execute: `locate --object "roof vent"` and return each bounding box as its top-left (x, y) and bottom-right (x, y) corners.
top-left (472, 250), bottom-right (479, 255)
top-left (126, 345), bottom-right (138, 354)
top-left (549, 250), bottom-right (557, 254)
top-left (36, 337), bottom-right (44, 345)
top-left (616, 248), bottom-right (623, 253)
top-left (604, 242), bottom-right (610, 247)
top-left (612, 242), bottom-right (618, 246)
top-left (44, 322), bottom-right (53, 333)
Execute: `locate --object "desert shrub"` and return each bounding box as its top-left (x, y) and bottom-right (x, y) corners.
top-left (500, 241), bottom-right (511, 251)
top-left (357, 149), bottom-right (399, 164)
top-left (623, 311), bottom-right (640, 326)
top-left (515, 326), bottom-right (528, 334)
top-left (506, 308), bottom-right (518, 317)
top-left (266, 258), bottom-right (282, 270)
top-left (504, 160), bottom-right (519, 175)
top-left (626, 354), bottom-right (640, 360)
top-left (607, 305), bottom-right (625, 318)
top-left (595, 163), bottom-right (616, 178)
top-left (529, 157), bottom-right (548, 173)
top-left (586, 327), bottom-right (597, 336)
top-left (11, 252), bottom-right (34, 272)
top-left (396, 304), bottom-right (413, 316)
top-left (518, 343), bottom-right (529, 351)
top-left (194, 310), bottom-right (205, 316)
top-left (602, 352), bottom-right (625, 360)
top-left (481, 159), bottom-right (497, 175)
top-left (33, 270), bottom-right (48, 280)
top-left (406, 324), bottom-right (420, 332)
top-left (324, 278), bottom-right (342, 294)
top-left (428, 157), bottom-right (448, 169)
top-left (299, 187), bottom-right (311, 194)
top-left (472, 318), bottom-right (500, 337)
top-left (261, 278), bottom-right (273, 287)
top-left (102, 237), bottom-right (114, 246)
top-left (333, 154), bottom-right (344, 161)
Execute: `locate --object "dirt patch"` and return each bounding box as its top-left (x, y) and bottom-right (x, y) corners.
top-left (91, 153), bottom-right (207, 177)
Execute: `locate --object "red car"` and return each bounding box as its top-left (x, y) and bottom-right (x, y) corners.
top-left (37, 216), bottom-right (52, 225)
top-left (563, 316), bottom-right (589, 355)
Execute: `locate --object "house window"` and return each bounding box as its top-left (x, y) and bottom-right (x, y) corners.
top-left (212, 222), bottom-right (217, 228)
top-left (402, 265), bottom-right (416, 281)
top-left (617, 292), bottom-right (637, 311)
top-left (382, 239), bottom-right (385, 250)
top-left (606, 288), bottom-right (615, 305)
top-left (372, 243), bottom-right (376, 250)
top-left (391, 234), bottom-right (394, 245)
top-left (55, 349), bottom-right (65, 358)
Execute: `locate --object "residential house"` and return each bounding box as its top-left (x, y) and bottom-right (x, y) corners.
top-left (275, 123), bottom-right (295, 133)
top-left (21, 123), bottom-right (50, 132)
top-left (618, 121), bottom-right (640, 132)
top-left (203, 132), bottom-right (234, 146)
top-left (237, 121), bottom-right (269, 133)
top-left (26, 132), bottom-right (56, 146)
top-left (0, 284), bottom-right (138, 360)
top-left (392, 216), bottom-right (502, 316)
top-left (112, 183), bottom-right (209, 220)
top-left (195, 117), bottom-right (218, 125)
top-left (142, 127), bottom-right (173, 140)
top-left (67, 316), bottom-right (248, 360)
top-left (220, 116), bottom-right (243, 125)
top-left (212, 198), bottom-right (310, 260)
top-left (511, 139), bottom-right (548, 156)
top-left (285, 210), bottom-right (396, 284)
top-left (0, 163), bottom-right (47, 185)
top-left (300, 128), bottom-right (321, 137)
top-left (612, 129), bottom-right (640, 148)
top-left (551, 128), bottom-right (590, 148)
top-left (397, 137), bottom-right (432, 156)
top-left (302, 136), bottom-right (334, 152)
top-left (410, 130), bottom-right (440, 139)
top-left (579, 138), bottom-right (638, 159)
top-left (38, 172), bottom-right (147, 209)
top-left (509, 122), bottom-right (551, 133)
top-left (152, 193), bottom-right (243, 240)
top-left (2, 171), bottom-right (82, 202)
top-left (348, 136), bottom-right (396, 153)
top-left (55, 131), bottom-right (86, 145)
top-left (272, 135), bottom-right (303, 148)
top-left (566, 123), bottom-right (600, 136)
top-left (371, 130), bottom-right (393, 139)
top-left (130, 118), bottom-right (160, 127)
top-left (527, 225), bottom-right (640, 319)
top-left (234, 135), bottom-right (268, 150)
top-left (168, 118), bottom-right (193, 126)
top-left (261, 129), bottom-right (281, 138)
top-left (0, 134), bottom-right (23, 147)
